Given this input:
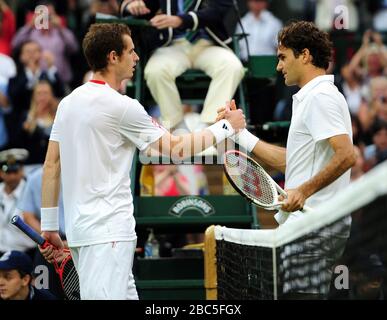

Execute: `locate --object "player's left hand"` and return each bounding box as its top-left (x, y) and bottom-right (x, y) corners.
top-left (150, 14), bottom-right (182, 29)
top-left (39, 231), bottom-right (64, 263)
top-left (279, 188), bottom-right (307, 212)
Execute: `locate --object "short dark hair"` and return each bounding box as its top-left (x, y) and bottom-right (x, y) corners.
top-left (278, 21), bottom-right (333, 70)
top-left (17, 270), bottom-right (32, 284)
top-left (82, 23), bottom-right (131, 72)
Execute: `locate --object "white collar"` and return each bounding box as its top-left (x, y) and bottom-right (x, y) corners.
top-left (293, 75), bottom-right (334, 102)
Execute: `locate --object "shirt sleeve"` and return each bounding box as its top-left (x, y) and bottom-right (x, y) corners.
top-left (49, 102), bottom-right (62, 142)
top-left (119, 99), bottom-right (167, 151)
top-left (303, 92), bottom-right (349, 142)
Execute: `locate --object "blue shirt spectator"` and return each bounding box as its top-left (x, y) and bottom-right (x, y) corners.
top-left (18, 167), bottom-right (66, 238)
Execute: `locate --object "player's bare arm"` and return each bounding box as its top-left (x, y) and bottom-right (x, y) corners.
top-left (40, 141), bottom-right (64, 262)
top-left (281, 134), bottom-right (356, 212)
top-left (149, 108), bottom-right (246, 159)
top-left (249, 141), bottom-right (287, 173)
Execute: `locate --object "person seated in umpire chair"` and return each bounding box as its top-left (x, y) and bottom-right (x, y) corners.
top-left (119, 0), bottom-right (245, 133)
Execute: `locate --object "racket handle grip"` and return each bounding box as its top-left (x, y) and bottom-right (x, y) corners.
top-left (11, 215), bottom-right (49, 247)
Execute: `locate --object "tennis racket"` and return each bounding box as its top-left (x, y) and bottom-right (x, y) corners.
top-left (11, 215), bottom-right (80, 300)
top-left (223, 150), bottom-right (312, 212)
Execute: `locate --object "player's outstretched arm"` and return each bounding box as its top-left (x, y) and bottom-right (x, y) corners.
top-left (150, 107), bottom-right (246, 159)
top-left (250, 140), bottom-right (286, 173)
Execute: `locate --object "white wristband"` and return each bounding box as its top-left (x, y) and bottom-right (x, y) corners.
top-left (41, 207), bottom-right (59, 231)
top-left (207, 119), bottom-right (235, 144)
top-left (230, 129), bottom-right (259, 152)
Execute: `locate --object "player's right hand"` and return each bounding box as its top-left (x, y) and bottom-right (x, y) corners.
top-left (224, 101), bottom-right (246, 131)
top-left (39, 231), bottom-right (64, 263)
top-left (280, 188), bottom-right (307, 212)
top-left (216, 100), bottom-right (238, 122)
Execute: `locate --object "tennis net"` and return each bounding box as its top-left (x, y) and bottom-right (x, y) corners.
top-left (214, 161), bottom-right (387, 300)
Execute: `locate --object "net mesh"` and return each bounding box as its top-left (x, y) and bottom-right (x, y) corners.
top-left (224, 152), bottom-right (276, 206)
top-left (215, 162), bottom-right (387, 300)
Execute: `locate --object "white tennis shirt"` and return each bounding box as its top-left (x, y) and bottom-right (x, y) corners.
top-left (50, 81), bottom-right (166, 247)
top-left (275, 75), bottom-right (353, 224)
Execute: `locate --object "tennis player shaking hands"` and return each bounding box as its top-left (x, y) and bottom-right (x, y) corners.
top-left (39, 23), bottom-right (245, 299)
top-left (217, 21), bottom-right (356, 225)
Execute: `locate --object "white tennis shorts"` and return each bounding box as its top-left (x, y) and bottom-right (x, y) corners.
top-left (70, 240), bottom-right (138, 300)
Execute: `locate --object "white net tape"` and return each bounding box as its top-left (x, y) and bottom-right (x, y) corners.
top-left (216, 161), bottom-right (387, 248)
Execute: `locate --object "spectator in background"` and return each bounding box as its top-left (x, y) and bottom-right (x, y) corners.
top-left (19, 167), bottom-right (65, 238)
top-left (154, 165), bottom-right (190, 196)
top-left (14, 0), bottom-right (67, 29)
top-left (236, 0), bottom-right (282, 61)
top-left (339, 63), bottom-right (363, 115)
top-left (179, 164), bottom-right (209, 196)
top-left (0, 149), bottom-right (35, 256)
top-left (358, 76), bottom-right (387, 132)
top-left (364, 119), bottom-right (387, 169)
top-left (18, 166), bottom-right (66, 299)
top-left (0, 54), bottom-right (16, 150)
top-left (12, 1), bottom-right (79, 85)
top-left (349, 254), bottom-right (386, 300)
top-left (0, 250), bottom-right (57, 300)
top-left (6, 41), bottom-right (64, 148)
top-left (66, 0), bottom-right (119, 89)
top-left (370, 0), bottom-right (387, 32)
top-left (0, 0), bottom-right (16, 56)
top-left (0, 52), bottom-right (16, 81)
top-left (18, 80), bottom-right (58, 165)
top-left (314, 0), bottom-right (359, 32)
top-left (0, 78), bottom-right (10, 150)
top-left (348, 30), bottom-right (387, 88)
top-left (121, 0), bottom-right (244, 131)
top-left (350, 145), bottom-right (365, 181)
top-left (91, 0), bottom-right (119, 19)
top-left (351, 113), bottom-right (366, 150)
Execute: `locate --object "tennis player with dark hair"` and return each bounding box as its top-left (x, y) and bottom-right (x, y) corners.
top-left (219, 21), bottom-right (355, 220)
top-left (38, 23), bottom-right (245, 300)
top-left (218, 21), bottom-right (356, 298)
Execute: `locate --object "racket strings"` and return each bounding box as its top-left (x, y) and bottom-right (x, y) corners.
top-left (61, 260), bottom-right (80, 300)
top-left (225, 153), bottom-right (276, 206)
